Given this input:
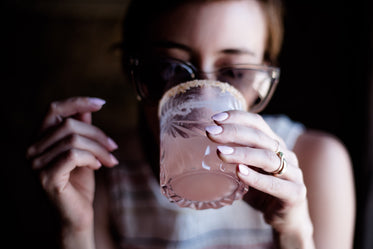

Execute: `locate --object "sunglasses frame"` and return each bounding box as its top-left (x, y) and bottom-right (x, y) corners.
top-left (129, 56), bottom-right (280, 113)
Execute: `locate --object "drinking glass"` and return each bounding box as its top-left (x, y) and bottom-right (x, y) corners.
top-left (158, 80), bottom-right (249, 209)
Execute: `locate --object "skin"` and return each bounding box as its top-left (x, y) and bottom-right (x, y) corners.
top-left (27, 1), bottom-right (355, 248)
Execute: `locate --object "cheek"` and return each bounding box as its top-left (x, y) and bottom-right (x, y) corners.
top-left (240, 88), bottom-right (260, 109)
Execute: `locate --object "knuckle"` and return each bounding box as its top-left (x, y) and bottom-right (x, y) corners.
top-left (273, 139), bottom-right (280, 152)
top-left (62, 118), bottom-right (74, 130)
top-left (229, 124), bottom-right (239, 141)
top-left (291, 184), bottom-right (307, 203)
top-left (252, 113), bottom-right (263, 123)
top-left (39, 170), bottom-right (51, 190)
top-left (252, 128), bottom-right (265, 145)
top-left (48, 101), bottom-right (59, 114)
top-left (287, 151), bottom-right (299, 165)
top-left (251, 172), bottom-right (264, 188)
top-left (297, 184), bottom-right (307, 200)
top-left (39, 171), bottom-right (63, 195)
top-left (295, 167), bottom-right (305, 181)
top-left (67, 134), bottom-right (80, 147)
top-left (65, 148), bottom-right (79, 162)
top-left (269, 179), bottom-right (280, 193)
top-left (66, 96), bottom-right (80, 105)
top-left (263, 150), bottom-right (279, 170)
top-left (81, 96), bottom-right (91, 104)
top-left (241, 148), bottom-right (253, 163)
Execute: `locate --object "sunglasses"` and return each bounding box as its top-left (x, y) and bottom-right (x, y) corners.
top-left (129, 57), bottom-right (280, 113)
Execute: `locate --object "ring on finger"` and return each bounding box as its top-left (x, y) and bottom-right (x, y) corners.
top-left (272, 151), bottom-right (287, 176)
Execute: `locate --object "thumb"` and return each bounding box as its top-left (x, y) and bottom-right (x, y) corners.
top-left (74, 112), bottom-right (92, 124)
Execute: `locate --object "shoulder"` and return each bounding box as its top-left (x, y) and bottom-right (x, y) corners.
top-left (293, 129), bottom-right (353, 188)
top-left (293, 129), bottom-right (356, 248)
top-left (294, 129), bottom-right (351, 170)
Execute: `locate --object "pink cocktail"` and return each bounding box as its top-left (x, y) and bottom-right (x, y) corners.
top-left (158, 80), bottom-right (249, 209)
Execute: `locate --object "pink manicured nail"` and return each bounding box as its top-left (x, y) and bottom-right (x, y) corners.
top-left (217, 145), bottom-right (234, 155)
top-left (107, 137), bottom-right (118, 150)
top-left (205, 125), bottom-right (223, 135)
top-left (110, 154), bottom-right (119, 165)
top-left (238, 164), bottom-right (249, 176)
top-left (89, 97), bottom-right (106, 106)
top-left (212, 112), bottom-right (229, 122)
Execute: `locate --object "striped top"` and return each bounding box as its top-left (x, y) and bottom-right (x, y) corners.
top-left (107, 115), bottom-right (305, 249)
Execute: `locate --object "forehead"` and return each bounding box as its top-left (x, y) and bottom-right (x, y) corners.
top-left (149, 0), bottom-right (267, 55)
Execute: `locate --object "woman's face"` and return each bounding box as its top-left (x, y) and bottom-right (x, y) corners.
top-left (142, 0), bottom-right (268, 137)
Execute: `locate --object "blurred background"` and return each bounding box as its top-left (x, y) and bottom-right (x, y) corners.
top-left (3, 0), bottom-right (372, 248)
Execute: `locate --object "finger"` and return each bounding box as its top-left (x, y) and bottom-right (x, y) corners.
top-left (39, 149), bottom-right (101, 193)
top-left (280, 149), bottom-right (299, 167)
top-left (27, 118), bottom-right (118, 158)
top-left (74, 112), bottom-right (92, 124)
top-left (216, 146), bottom-right (300, 181)
top-left (31, 134), bottom-right (119, 170)
top-left (212, 110), bottom-right (284, 146)
top-left (217, 146), bottom-right (279, 171)
top-left (206, 124), bottom-right (278, 151)
top-left (41, 97), bottom-right (106, 132)
top-left (237, 164), bottom-right (307, 203)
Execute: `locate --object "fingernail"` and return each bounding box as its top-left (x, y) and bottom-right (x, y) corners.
top-left (96, 159), bottom-right (102, 167)
top-left (107, 137), bottom-right (118, 150)
top-left (238, 164), bottom-right (249, 176)
top-left (212, 112), bottom-right (229, 122)
top-left (205, 125), bottom-right (223, 135)
top-left (110, 154), bottom-right (119, 165)
top-left (217, 145), bottom-right (234, 155)
top-left (89, 97), bottom-right (106, 106)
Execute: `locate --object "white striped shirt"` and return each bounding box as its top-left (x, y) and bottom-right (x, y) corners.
top-left (107, 115), bottom-right (305, 249)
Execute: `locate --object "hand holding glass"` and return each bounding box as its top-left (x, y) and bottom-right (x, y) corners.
top-left (131, 58), bottom-right (280, 209)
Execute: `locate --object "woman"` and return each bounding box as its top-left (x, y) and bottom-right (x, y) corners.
top-left (26, 0), bottom-right (355, 248)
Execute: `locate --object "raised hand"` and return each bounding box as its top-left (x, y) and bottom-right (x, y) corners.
top-left (27, 97), bottom-right (118, 247)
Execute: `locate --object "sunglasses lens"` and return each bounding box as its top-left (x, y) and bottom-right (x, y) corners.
top-left (132, 58), bottom-right (279, 111)
top-left (134, 59), bottom-right (195, 102)
top-left (218, 68), bottom-right (279, 112)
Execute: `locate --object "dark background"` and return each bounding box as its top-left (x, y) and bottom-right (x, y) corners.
top-left (3, 0), bottom-right (372, 248)
top-left (268, 2), bottom-right (373, 249)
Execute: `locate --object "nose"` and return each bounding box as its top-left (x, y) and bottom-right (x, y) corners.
top-left (197, 71), bottom-right (217, 81)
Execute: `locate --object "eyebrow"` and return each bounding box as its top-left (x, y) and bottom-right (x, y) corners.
top-left (152, 40), bottom-right (192, 52)
top-left (220, 48), bottom-right (256, 56)
top-left (152, 40), bottom-right (256, 56)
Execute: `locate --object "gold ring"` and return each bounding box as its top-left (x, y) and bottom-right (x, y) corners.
top-left (272, 151), bottom-right (287, 176)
